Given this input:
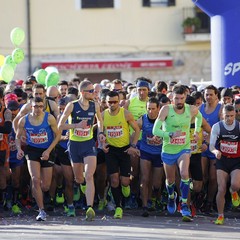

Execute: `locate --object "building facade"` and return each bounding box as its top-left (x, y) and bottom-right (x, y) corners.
top-left (0, 0), bottom-right (211, 85)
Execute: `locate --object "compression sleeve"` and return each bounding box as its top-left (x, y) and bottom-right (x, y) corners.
top-left (195, 110), bottom-right (202, 133)
top-left (152, 118), bottom-right (169, 138)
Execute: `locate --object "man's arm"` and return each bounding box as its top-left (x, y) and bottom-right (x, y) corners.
top-left (123, 99), bottom-right (130, 110)
top-left (15, 116), bottom-right (26, 159)
top-left (125, 110), bottom-right (140, 146)
top-left (49, 99), bottom-right (60, 119)
top-left (95, 102), bottom-right (105, 143)
top-left (13, 103), bottom-right (30, 133)
top-left (209, 122), bottom-right (221, 159)
top-left (152, 105), bottom-right (169, 137)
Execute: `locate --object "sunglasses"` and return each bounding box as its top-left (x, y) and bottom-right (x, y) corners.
top-left (83, 89), bottom-right (94, 93)
top-left (107, 101), bottom-right (118, 104)
top-left (235, 109), bottom-right (240, 113)
top-left (32, 105), bottom-right (44, 109)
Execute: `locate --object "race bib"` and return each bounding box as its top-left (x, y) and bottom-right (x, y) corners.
top-left (220, 141), bottom-right (238, 154)
top-left (30, 132), bottom-right (48, 144)
top-left (74, 127), bottom-right (91, 137)
top-left (190, 139), bottom-right (197, 152)
top-left (106, 126), bottom-right (123, 138)
top-left (170, 132), bottom-right (186, 145)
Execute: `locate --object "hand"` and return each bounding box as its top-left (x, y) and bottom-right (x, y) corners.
top-left (41, 150), bottom-right (50, 161)
top-left (75, 119), bottom-right (88, 129)
top-left (214, 150), bottom-right (221, 160)
top-left (17, 149), bottom-right (24, 160)
top-left (99, 133), bottom-right (106, 144)
top-left (201, 143), bottom-right (208, 152)
top-left (102, 143), bottom-right (109, 153)
top-left (124, 147), bottom-right (140, 157)
top-left (173, 130), bottom-right (182, 138)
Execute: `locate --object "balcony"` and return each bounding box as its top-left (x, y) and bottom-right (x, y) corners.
top-left (182, 7), bottom-right (211, 42)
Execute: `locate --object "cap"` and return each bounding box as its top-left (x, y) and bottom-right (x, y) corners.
top-left (221, 88), bottom-right (233, 98)
top-left (4, 93), bottom-right (18, 104)
top-left (15, 80), bottom-right (24, 87)
top-left (7, 100), bottom-right (19, 111)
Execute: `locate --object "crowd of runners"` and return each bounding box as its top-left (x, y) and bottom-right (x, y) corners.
top-left (0, 75), bottom-right (240, 225)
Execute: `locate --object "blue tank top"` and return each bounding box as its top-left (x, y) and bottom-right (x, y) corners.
top-left (140, 114), bottom-right (162, 155)
top-left (200, 103), bottom-right (221, 127)
top-left (25, 112), bottom-right (54, 149)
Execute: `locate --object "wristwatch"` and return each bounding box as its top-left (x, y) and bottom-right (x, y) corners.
top-left (131, 143), bottom-right (137, 148)
top-left (169, 132), bottom-right (174, 138)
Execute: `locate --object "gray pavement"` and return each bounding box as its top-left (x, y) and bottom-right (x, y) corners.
top-left (1, 209), bottom-right (240, 240)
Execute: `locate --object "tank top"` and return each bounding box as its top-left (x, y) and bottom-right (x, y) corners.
top-left (0, 107), bottom-right (10, 151)
top-left (103, 107), bottom-right (130, 147)
top-left (140, 114), bottom-right (162, 155)
top-left (199, 103), bottom-right (221, 127)
top-left (217, 121), bottom-right (240, 158)
top-left (25, 112), bottom-right (54, 149)
top-left (128, 96), bottom-right (147, 120)
top-left (69, 100), bottom-right (95, 142)
top-left (163, 104), bottom-right (191, 154)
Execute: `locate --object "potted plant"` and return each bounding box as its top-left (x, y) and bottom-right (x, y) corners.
top-left (182, 17), bottom-right (201, 34)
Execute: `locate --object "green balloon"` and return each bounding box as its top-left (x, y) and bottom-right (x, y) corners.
top-left (10, 27), bottom-right (25, 46)
top-left (1, 64), bottom-right (15, 83)
top-left (4, 55), bottom-right (17, 70)
top-left (12, 48), bottom-right (25, 64)
top-left (45, 72), bottom-right (60, 87)
top-left (33, 69), bottom-right (47, 85)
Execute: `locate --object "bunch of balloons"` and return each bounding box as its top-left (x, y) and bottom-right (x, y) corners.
top-left (0, 27), bottom-right (25, 83)
top-left (33, 66), bottom-right (60, 87)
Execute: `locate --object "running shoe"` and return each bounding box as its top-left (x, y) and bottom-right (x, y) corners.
top-left (214, 215), bottom-right (224, 225)
top-left (181, 203), bottom-right (192, 222)
top-left (36, 210), bottom-right (47, 221)
top-left (231, 192), bottom-right (240, 207)
top-left (114, 207), bottom-right (123, 219)
top-left (121, 185), bottom-right (130, 198)
top-left (12, 204), bottom-right (22, 214)
top-left (67, 206), bottom-right (76, 217)
top-left (86, 207), bottom-right (95, 221)
top-left (98, 199), bottom-right (107, 211)
top-left (56, 187), bottom-right (65, 204)
top-left (141, 207), bottom-right (149, 217)
top-left (167, 192), bottom-right (177, 214)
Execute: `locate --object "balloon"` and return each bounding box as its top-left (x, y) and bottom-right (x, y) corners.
top-left (0, 55), bottom-right (5, 66)
top-left (45, 72), bottom-right (60, 87)
top-left (4, 55), bottom-right (17, 69)
top-left (45, 66), bottom-right (59, 74)
top-left (0, 64), bottom-right (14, 83)
top-left (12, 48), bottom-right (25, 64)
top-left (33, 69), bottom-right (47, 85)
top-left (10, 27), bottom-right (25, 46)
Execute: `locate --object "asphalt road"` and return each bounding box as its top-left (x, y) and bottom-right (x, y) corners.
top-left (1, 208), bottom-right (240, 240)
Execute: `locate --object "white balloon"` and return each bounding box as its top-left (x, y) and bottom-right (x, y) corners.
top-left (45, 66), bottom-right (59, 74)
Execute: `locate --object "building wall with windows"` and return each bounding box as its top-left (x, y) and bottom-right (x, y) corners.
top-left (0, 0), bottom-right (211, 85)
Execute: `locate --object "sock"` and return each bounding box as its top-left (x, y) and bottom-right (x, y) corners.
top-left (68, 204), bottom-right (74, 208)
top-left (165, 181), bottom-right (175, 199)
top-left (111, 186), bottom-right (121, 207)
top-left (180, 179), bottom-right (190, 203)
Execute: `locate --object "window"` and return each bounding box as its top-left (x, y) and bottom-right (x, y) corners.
top-left (82, 0), bottom-right (114, 8)
top-left (143, 0), bottom-right (175, 7)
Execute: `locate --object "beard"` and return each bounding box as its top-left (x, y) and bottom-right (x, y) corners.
top-left (176, 104), bottom-right (184, 110)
